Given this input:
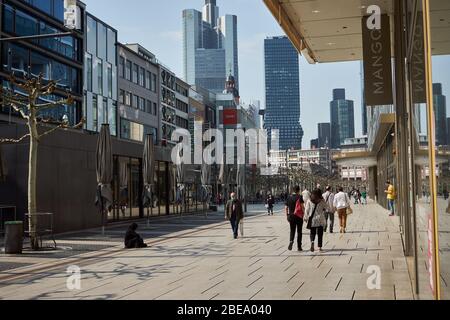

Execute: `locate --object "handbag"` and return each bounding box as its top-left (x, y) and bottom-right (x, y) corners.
top-left (306, 204), bottom-right (318, 230)
top-left (347, 207), bottom-right (353, 215)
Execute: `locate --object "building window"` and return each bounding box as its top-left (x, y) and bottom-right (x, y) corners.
top-left (139, 97), bottom-right (145, 111)
top-left (97, 60), bottom-right (103, 95)
top-left (107, 63), bottom-right (113, 98)
top-left (132, 94), bottom-right (138, 109)
top-left (126, 60), bottom-right (131, 81)
top-left (152, 73), bottom-right (157, 92)
top-left (86, 54), bottom-right (93, 92)
top-left (139, 67), bottom-right (145, 87)
top-left (145, 71), bottom-right (151, 90)
top-left (153, 102), bottom-right (158, 116)
top-left (92, 95), bottom-right (98, 132)
top-left (132, 64), bottom-right (138, 84)
top-left (119, 90), bottom-right (125, 104)
top-left (125, 92), bottom-right (131, 106)
top-left (119, 56), bottom-right (124, 78)
top-left (103, 98), bottom-right (108, 126)
top-left (146, 100), bottom-right (152, 114)
top-left (111, 102), bottom-right (117, 136)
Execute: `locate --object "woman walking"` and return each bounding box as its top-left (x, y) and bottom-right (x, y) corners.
top-left (333, 187), bottom-right (351, 233)
top-left (304, 189), bottom-right (328, 253)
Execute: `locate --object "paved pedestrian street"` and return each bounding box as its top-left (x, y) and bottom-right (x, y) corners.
top-left (0, 203), bottom-right (414, 300)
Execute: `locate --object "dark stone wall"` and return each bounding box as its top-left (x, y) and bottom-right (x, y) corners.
top-left (0, 123), bottom-right (168, 234)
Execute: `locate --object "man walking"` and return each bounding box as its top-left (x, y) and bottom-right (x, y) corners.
top-left (225, 192), bottom-right (244, 239)
top-left (323, 186), bottom-right (336, 233)
top-left (385, 181), bottom-right (396, 216)
top-left (285, 186), bottom-right (305, 251)
top-left (302, 188), bottom-right (311, 203)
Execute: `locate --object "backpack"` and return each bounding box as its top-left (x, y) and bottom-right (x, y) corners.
top-left (294, 196), bottom-right (304, 218)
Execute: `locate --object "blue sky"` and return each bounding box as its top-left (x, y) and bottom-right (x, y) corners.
top-left (84, 0), bottom-right (449, 148)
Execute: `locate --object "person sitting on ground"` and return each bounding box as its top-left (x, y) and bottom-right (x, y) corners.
top-left (124, 223), bottom-right (148, 249)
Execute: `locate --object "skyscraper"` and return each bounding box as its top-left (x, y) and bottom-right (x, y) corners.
top-left (433, 83), bottom-right (447, 146)
top-left (318, 123), bottom-right (331, 148)
top-left (361, 61), bottom-right (368, 135)
top-left (330, 89), bottom-right (355, 149)
top-left (264, 36), bottom-right (303, 151)
top-left (183, 1), bottom-right (238, 93)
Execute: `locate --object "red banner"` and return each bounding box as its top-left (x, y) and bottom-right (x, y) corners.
top-left (223, 109), bottom-right (238, 125)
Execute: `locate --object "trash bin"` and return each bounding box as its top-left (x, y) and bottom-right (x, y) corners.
top-left (4, 221), bottom-right (23, 254)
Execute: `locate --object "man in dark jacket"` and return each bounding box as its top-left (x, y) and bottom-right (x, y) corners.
top-left (225, 192), bottom-right (244, 239)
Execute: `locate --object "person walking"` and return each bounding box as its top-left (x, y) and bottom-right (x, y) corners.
top-left (225, 192), bottom-right (244, 239)
top-left (266, 194), bottom-right (275, 216)
top-left (302, 188), bottom-right (311, 203)
top-left (285, 186), bottom-right (305, 251)
top-left (323, 186), bottom-right (336, 233)
top-left (361, 189), bottom-right (368, 205)
top-left (304, 189), bottom-right (328, 252)
top-left (385, 180), bottom-right (396, 216)
top-left (333, 187), bottom-right (351, 233)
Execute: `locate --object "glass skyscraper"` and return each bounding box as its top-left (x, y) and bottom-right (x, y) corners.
top-left (330, 89), bottom-right (355, 149)
top-left (264, 36), bottom-right (303, 151)
top-left (433, 83), bottom-right (447, 146)
top-left (182, 0), bottom-right (238, 93)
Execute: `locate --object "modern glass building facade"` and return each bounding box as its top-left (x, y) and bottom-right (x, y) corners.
top-left (0, 0), bottom-right (83, 125)
top-left (84, 12), bottom-right (117, 136)
top-left (318, 122), bottom-right (331, 148)
top-left (433, 83), bottom-right (447, 146)
top-left (182, 0), bottom-right (238, 93)
top-left (264, 36), bottom-right (303, 151)
top-left (330, 89), bottom-right (355, 149)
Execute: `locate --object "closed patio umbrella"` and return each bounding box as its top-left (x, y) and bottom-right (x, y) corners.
top-left (176, 159), bottom-right (185, 214)
top-left (0, 145), bottom-right (6, 181)
top-left (95, 124), bottom-right (113, 235)
top-left (143, 134), bottom-right (155, 223)
top-left (201, 163), bottom-right (211, 201)
top-left (237, 164), bottom-right (246, 237)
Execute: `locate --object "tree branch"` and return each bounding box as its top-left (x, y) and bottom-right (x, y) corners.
top-left (37, 118), bottom-right (85, 140)
top-left (9, 103), bottom-right (29, 120)
top-left (0, 134), bottom-right (30, 144)
top-left (37, 123), bottom-right (66, 140)
top-left (34, 98), bottom-right (72, 110)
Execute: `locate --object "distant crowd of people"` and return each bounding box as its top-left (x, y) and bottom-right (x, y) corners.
top-left (121, 181), bottom-right (397, 251)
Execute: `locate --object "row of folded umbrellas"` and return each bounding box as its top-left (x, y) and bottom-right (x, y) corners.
top-left (95, 125), bottom-right (246, 219)
top-left (0, 124), bottom-right (246, 217)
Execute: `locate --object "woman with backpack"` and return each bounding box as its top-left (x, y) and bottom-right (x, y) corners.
top-left (285, 185), bottom-right (305, 251)
top-left (304, 189), bottom-right (328, 253)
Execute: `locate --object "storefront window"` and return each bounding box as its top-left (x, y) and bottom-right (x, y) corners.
top-left (429, 0), bottom-right (450, 300)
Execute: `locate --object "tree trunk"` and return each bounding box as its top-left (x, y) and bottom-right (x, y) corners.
top-left (28, 111), bottom-right (39, 250)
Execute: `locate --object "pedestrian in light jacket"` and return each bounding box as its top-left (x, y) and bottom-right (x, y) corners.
top-left (304, 189), bottom-right (329, 253)
top-left (333, 187), bottom-right (351, 233)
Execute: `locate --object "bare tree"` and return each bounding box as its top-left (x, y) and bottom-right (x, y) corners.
top-left (0, 74), bottom-right (83, 250)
